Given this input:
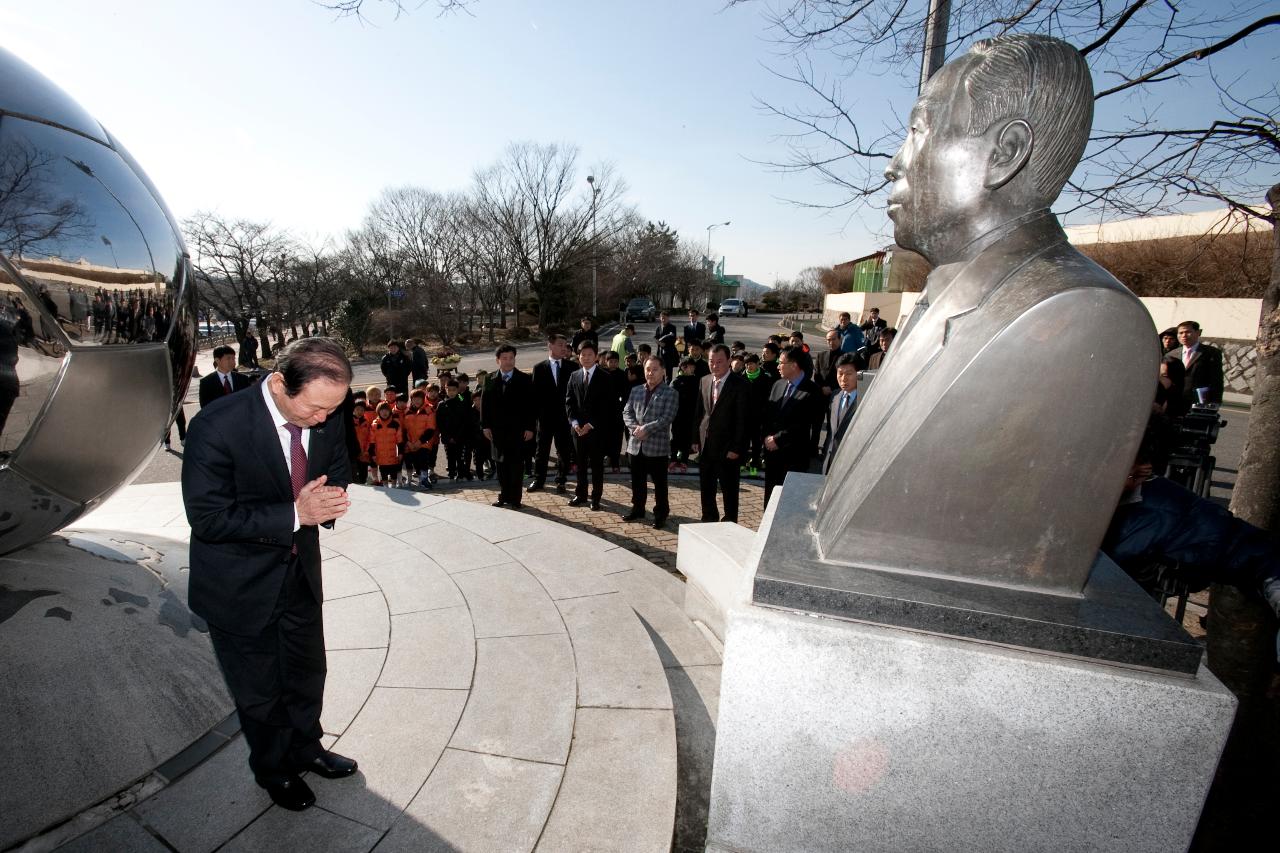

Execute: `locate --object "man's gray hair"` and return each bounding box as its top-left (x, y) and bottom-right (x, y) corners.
top-left (964, 34), bottom-right (1093, 206)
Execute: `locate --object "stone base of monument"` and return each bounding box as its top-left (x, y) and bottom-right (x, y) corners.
top-left (701, 474), bottom-right (1237, 853)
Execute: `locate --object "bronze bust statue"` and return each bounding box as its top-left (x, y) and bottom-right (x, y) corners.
top-left (817, 35), bottom-right (1157, 595)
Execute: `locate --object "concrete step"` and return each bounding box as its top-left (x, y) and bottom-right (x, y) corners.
top-left (47, 484), bottom-right (722, 853)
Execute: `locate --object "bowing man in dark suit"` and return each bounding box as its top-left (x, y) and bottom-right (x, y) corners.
top-left (822, 354), bottom-right (860, 474)
top-left (182, 338), bottom-right (356, 812)
top-left (762, 345), bottom-right (822, 505)
top-left (565, 339), bottom-right (614, 510)
top-left (480, 343), bottom-right (537, 509)
top-left (198, 345), bottom-right (253, 408)
top-left (691, 343), bottom-right (750, 522)
top-left (528, 334), bottom-right (574, 493)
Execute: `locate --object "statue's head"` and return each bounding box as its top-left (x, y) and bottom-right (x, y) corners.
top-left (885, 34), bottom-right (1093, 264)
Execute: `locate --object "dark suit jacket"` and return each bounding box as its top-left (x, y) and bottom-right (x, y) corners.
top-left (654, 323), bottom-right (679, 366)
top-left (763, 378), bottom-right (822, 472)
top-left (183, 385), bottom-right (350, 634)
top-left (813, 348), bottom-right (843, 393)
top-left (531, 357), bottom-right (573, 426)
top-left (198, 370), bottom-right (252, 408)
top-left (480, 369), bottom-right (536, 458)
top-left (693, 370), bottom-right (749, 459)
top-left (565, 366), bottom-right (617, 437)
top-left (1167, 344), bottom-right (1224, 406)
top-left (683, 321), bottom-right (706, 346)
top-left (822, 390), bottom-right (858, 474)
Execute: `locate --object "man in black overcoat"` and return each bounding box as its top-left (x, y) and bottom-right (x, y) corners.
top-left (480, 343), bottom-right (537, 508)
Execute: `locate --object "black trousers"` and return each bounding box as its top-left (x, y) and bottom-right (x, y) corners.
top-left (208, 555), bottom-right (326, 785)
top-left (494, 440), bottom-right (526, 505)
top-left (630, 452), bottom-right (669, 517)
top-left (699, 452), bottom-right (740, 522)
top-left (574, 429), bottom-right (606, 502)
top-left (533, 418), bottom-right (574, 486)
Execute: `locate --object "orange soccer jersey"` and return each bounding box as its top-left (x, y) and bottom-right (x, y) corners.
top-left (370, 417), bottom-right (403, 466)
top-left (353, 416), bottom-right (372, 463)
top-left (402, 406), bottom-right (437, 451)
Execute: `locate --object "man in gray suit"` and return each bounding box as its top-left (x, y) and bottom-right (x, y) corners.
top-left (621, 356), bottom-right (679, 529)
top-left (817, 35), bottom-right (1156, 592)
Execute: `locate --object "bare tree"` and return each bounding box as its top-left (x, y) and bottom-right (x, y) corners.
top-left (183, 212), bottom-right (296, 353)
top-left (472, 142), bottom-right (628, 327)
top-left (316, 0), bottom-right (473, 22)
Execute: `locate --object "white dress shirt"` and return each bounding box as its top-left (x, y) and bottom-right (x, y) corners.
top-left (261, 379), bottom-right (309, 531)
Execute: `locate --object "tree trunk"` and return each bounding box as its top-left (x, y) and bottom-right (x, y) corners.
top-left (256, 315), bottom-right (272, 359)
top-left (1195, 185), bottom-right (1280, 851)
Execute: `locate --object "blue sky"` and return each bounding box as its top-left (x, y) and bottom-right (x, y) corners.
top-left (3, 0), bottom-right (1270, 283)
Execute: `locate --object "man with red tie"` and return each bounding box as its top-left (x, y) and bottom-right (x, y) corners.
top-left (198, 344), bottom-right (252, 408)
top-left (183, 338), bottom-right (356, 811)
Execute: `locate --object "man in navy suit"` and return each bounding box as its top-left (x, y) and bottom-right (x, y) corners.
top-left (822, 354), bottom-right (860, 474)
top-left (197, 345), bottom-right (252, 408)
top-left (182, 337), bottom-right (355, 812)
top-left (761, 346), bottom-right (822, 505)
top-left (528, 333), bottom-right (574, 493)
top-left (565, 339), bottom-right (614, 510)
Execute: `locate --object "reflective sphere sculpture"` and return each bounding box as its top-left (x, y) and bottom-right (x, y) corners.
top-left (0, 46), bottom-right (195, 554)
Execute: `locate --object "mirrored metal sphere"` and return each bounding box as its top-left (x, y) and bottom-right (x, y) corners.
top-left (0, 46), bottom-right (195, 554)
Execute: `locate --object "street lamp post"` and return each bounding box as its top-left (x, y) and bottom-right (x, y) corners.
top-left (705, 220), bottom-right (730, 307)
top-left (587, 175), bottom-right (600, 318)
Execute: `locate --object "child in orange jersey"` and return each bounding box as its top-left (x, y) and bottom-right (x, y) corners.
top-left (369, 401), bottom-right (404, 486)
top-left (402, 388), bottom-right (438, 489)
top-left (363, 386), bottom-right (383, 426)
top-left (351, 400), bottom-right (372, 485)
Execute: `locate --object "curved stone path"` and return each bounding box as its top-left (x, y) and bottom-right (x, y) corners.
top-left (56, 482), bottom-right (722, 852)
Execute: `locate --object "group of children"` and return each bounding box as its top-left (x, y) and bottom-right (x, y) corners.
top-left (350, 372), bottom-right (492, 488)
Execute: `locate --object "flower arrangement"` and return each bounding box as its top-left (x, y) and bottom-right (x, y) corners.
top-left (430, 346), bottom-right (461, 366)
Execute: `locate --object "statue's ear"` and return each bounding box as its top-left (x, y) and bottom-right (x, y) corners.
top-left (985, 119), bottom-right (1033, 190)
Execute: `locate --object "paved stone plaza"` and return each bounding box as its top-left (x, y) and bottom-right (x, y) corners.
top-left (6, 481), bottom-right (755, 852)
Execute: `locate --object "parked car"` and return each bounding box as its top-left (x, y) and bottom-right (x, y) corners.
top-left (720, 298), bottom-right (748, 317)
top-left (621, 297), bottom-right (657, 323)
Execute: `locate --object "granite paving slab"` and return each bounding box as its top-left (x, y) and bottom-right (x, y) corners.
top-left (316, 687), bottom-right (467, 831)
top-left (320, 524), bottom-right (425, 565)
top-left (134, 737), bottom-right (271, 853)
top-left (221, 802), bottom-right (382, 853)
top-left (321, 648), bottom-right (387, 737)
top-left (321, 555), bottom-right (381, 601)
top-left (323, 591), bottom-right (390, 651)
top-left (611, 568), bottom-right (723, 668)
top-left (499, 532), bottom-right (620, 600)
top-left (360, 553), bottom-right (465, 615)
top-left (380, 606), bottom-right (475, 689)
top-left (396, 522), bottom-right (513, 575)
top-left (450, 634), bottom-right (576, 765)
top-left (345, 484), bottom-right (448, 509)
top-left (60, 814), bottom-right (169, 853)
top-left (452, 563), bottom-right (566, 638)
top-left (604, 547), bottom-right (688, 605)
top-left (418, 499), bottom-right (549, 542)
top-left (557, 593), bottom-right (673, 710)
top-left (340, 499), bottom-right (442, 536)
top-left (379, 749), bottom-right (562, 853)
top-left (536, 708), bottom-right (677, 853)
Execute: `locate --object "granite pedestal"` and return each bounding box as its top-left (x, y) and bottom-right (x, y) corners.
top-left (702, 476), bottom-right (1238, 853)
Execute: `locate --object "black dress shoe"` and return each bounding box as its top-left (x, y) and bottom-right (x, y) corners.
top-left (260, 775), bottom-right (315, 811)
top-left (555, 482), bottom-right (568, 493)
top-left (527, 482), bottom-right (545, 493)
top-left (621, 510), bottom-right (645, 522)
top-left (297, 750), bottom-right (358, 779)
top-left (590, 501), bottom-right (602, 511)
top-left (652, 516), bottom-right (668, 530)
top-left (723, 516), bottom-right (738, 523)
top-left (567, 496), bottom-right (587, 507)
top-left (492, 500), bottom-right (507, 508)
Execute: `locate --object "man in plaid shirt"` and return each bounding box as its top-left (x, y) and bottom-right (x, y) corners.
top-left (621, 356), bottom-right (679, 530)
